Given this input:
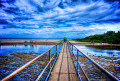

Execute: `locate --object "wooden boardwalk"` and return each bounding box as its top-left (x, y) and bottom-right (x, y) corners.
top-left (49, 43), bottom-right (79, 81)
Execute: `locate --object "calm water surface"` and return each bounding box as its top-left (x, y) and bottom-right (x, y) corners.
top-left (75, 45), bottom-right (120, 57)
top-left (0, 44), bottom-right (55, 80)
top-left (1, 45), bottom-right (120, 57)
top-left (0, 45), bottom-right (54, 56)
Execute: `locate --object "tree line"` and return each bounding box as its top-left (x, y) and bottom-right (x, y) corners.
top-left (73, 31), bottom-right (120, 44)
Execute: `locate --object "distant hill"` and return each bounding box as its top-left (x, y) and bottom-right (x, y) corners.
top-left (73, 31), bottom-right (120, 44)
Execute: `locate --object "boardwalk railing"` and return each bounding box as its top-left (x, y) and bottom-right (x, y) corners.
top-left (2, 41), bottom-right (63, 81)
top-left (67, 41), bottom-right (119, 81)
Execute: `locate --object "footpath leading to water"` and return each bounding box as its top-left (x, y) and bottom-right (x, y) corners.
top-left (49, 42), bottom-right (79, 81)
top-left (0, 39), bottom-right (120, 46)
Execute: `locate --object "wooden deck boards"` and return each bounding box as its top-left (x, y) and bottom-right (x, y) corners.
top-left (49, 43), bottom-right (79, 81)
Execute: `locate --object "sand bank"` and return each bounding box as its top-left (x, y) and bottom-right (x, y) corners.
top-left (69, 40), bottom-right (120, 46)
top-left (0, 39), bottom-right (120, 46)
top-left (0, 39), bottom-right (61, 45)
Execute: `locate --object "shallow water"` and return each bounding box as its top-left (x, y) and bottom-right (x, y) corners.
top-left (0, 44), bottom-right (55, 80)
top-left (75, 45), bottom-right (120, 57)
top-left (0, 45), bottom-right (54, 56)
top-left (74, 45), bottom-right (120, 80)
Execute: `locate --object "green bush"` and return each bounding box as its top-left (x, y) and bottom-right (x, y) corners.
top-left (73, 31), bottom-right (120, 44)
top-left (64, 37), bottom-right (67, 42)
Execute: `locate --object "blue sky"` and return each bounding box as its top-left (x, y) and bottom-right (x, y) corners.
top-left (0, 0), bottom-right (120, 39)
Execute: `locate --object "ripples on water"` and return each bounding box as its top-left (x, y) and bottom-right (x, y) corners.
top-left (75, 45), bottom-right (120, 56)
top-left (75, 45), bottom-right (120, 80)
top-left (0, 45), bottom-right (54, 80)
top-left (0, 45), bottom-right (54, 56)
top-left (0, 44), bottom-right (120, 80)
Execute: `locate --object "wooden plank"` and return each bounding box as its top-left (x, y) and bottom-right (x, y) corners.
top-left (49, 43), bottom-right (79, 81)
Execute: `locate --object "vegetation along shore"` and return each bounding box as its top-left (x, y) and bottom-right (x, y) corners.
top-left (73, 31), bottom-right (120, 44)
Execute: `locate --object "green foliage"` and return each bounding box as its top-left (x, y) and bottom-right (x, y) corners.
top-left (73, 31), bottom-right (120, 44)
top-left (64, 37), bottom-right (67, 42)
top-left (105, 31), bottom-right (115, 36)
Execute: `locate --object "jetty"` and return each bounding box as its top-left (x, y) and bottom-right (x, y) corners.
top-left (1, 41), bottom-right (119, 81)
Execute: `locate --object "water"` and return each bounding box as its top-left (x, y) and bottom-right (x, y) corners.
top-left (75, 45), bottom-right (120, 57)
top-left (0, 45), bottom-right (54, 56)
top-left (74, 45), bottom-right (120, 80)
top-left (0, 44), bottom-right (54, 80)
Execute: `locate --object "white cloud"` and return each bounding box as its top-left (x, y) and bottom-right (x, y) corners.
top-left (0, 22), bottom-right (119, 35)
top-left (0, 0), bottom-right (120, 38)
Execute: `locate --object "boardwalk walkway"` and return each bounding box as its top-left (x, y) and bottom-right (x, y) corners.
top-left (49, 42), bottom-right (79, 81)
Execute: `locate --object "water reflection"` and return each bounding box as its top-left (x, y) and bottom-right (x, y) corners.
top-left (0, 45), bottom-right (54, 56)
top-left (75, 45), bottom-right (120, 80)
top-left (0, 44), bottom-right (54, 80)
top-left (75, 45), bottom-right (120, 57)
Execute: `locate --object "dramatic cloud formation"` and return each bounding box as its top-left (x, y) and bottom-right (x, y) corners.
top-left (0, 0), bottom-right (120, 39)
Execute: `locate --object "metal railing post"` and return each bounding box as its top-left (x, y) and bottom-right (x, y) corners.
top-left (49, 50), bottom-right (51, 71)
top-left (77, 49), bottom-right (79, 73)
top-left (58, 44), bottom-right (60, 53)
top-left (1, 41), bottom-right (64, 81)
top-left (56, 45), bottom-right (57, 56)
top-left (72, 45), bottom-right (73, 54)
top-left (60, 44), bottom-right (61, 53)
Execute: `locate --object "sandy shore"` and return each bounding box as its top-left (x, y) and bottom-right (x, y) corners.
top-left (0, 39), bottom-right (120, 46)
top-left (0, 39), bottom-right (61, 45)
top-left (69, 40), bottom-right (120, 46)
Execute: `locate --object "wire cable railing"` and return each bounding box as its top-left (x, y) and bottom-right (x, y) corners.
top-left (67, 41), bottom-right (119, 81)
top-left (1, 41), bottom-right (63, 81)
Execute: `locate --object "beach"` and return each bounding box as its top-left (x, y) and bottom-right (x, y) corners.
top-left (0, 39), bottom-right (61, 45)
top-left (0, 39), bottom-right (120, 46)
top-left (69, 40), bottom-right (120, 46)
